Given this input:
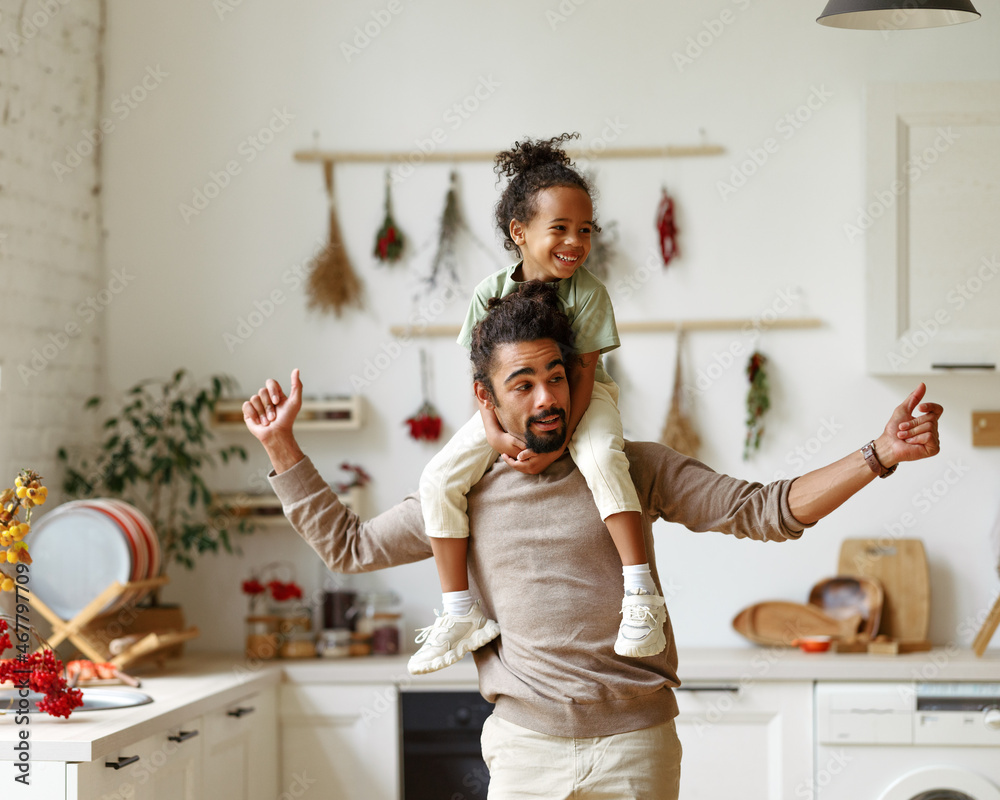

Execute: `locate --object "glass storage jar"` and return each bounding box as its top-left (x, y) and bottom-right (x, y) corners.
top-left (350, 591), bottom-right (403, 656)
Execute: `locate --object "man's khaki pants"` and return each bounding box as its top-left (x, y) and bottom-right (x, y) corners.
top-left (481, 714), bottom-right (682, 800)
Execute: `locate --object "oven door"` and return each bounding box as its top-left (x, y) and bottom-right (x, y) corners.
top-left (401, 690), bottom-right (493, 800)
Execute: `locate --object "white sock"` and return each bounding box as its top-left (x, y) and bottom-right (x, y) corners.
top-left (623, 564), bottom-right (657, 595)
top-left (442, 590), bottom-right (474, 617)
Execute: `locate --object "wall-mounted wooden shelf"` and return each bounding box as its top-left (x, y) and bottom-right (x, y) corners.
top-left (212, 396), bottom-right (363, 431)
top-left (388, 317), bottom-right (823, 339)
top-left (294, 143), bottom-right (725, 166)
top-left (213, 487), bottom-right (362, 524)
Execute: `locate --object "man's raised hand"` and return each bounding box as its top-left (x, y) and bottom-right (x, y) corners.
top-left (882, 382), bottom-right (943, 464)
top-left (243, 369), bottom-right (303, 443)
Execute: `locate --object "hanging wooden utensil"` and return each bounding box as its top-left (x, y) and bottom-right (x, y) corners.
top-left (306, 160), bottom-right (364, 316)
top-left (660, 329), bottom-right (700, 458)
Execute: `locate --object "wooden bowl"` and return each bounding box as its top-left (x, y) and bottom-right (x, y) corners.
top-left (807, 576), bottom-right (884, 641)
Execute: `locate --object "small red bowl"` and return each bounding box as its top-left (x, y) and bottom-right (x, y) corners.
top-left (792, 636), bottom-right (832, 653)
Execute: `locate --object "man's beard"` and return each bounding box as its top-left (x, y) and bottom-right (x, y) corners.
top-left (523, 406), bottom-right (568, 453)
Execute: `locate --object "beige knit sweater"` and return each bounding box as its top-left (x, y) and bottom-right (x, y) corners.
top-left (269, 441), bottom-right (811, 738)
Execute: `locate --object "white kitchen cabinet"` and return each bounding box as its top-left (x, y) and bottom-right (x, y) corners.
top-left (864, 81), bottom-right (1000, 375)
top-left (203, 688), bottom-right (278, 800)
top-left (673, 680), bottom-right (813, 800)
top-left (280, 682), bottom-right (400, 800)
top-left (2, 685), bottom-right (277, 799)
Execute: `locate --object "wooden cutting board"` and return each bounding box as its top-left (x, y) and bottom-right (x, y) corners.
top-left (837, 538), bottom-right (929, 642)
top-left (732, 601), bottom-right (862, 647)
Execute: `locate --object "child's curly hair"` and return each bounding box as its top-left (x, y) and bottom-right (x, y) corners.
top-left (493, 133), bottom-right (600, 255)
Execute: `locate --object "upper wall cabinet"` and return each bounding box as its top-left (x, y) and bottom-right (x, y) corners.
top-left (865, 82), bottom-right (1000, 375)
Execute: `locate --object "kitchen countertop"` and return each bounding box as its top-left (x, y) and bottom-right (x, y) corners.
top-left (0, 654), bottom-right (281, 763)
top-left (281, 646), bottom-right (1000, 686)
top-left (3, 646), bottom-right (997, 762)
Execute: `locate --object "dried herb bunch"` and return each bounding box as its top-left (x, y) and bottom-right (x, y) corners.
top-left (307, 161), bottom-right (364, 316)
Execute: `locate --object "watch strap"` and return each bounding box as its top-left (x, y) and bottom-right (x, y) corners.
top-left (861, 440), bottom-right (896, 478)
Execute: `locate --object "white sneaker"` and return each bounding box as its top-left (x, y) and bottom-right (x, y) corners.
top-left (615, 589), bottom-right (667, 658)
top-left (407, 601), bottom-right (501, 675)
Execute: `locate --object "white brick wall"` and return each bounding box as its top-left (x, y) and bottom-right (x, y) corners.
top-left (0, 0), bottom-right (104, 501)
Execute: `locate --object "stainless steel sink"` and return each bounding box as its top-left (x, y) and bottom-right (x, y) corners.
top-left (1, 687), bottom-right (153, 713)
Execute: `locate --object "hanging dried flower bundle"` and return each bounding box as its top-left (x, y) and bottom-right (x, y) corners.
top-left (660, 331), bottom-right (700, 458)
top-left (424, 171), bottom-right (464, 291)
top-left (373, 170), bottom-right (404, 264)
top-left (405, 349), bottom-right (443, 442)
top-left (656, 187), bottom-right (678, 267)
top-left (307, 161), bottom-right (364, 317)
top-left (586, 220), bottom-right (619, 281)
top-left (743, 351), bottom-right (770, 460)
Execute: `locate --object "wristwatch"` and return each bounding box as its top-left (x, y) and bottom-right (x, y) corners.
top-left (861, 440), bottom-right (896, 478)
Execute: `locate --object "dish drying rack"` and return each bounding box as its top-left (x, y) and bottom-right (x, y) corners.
top-left (31, 575), bottom-right (200, 670)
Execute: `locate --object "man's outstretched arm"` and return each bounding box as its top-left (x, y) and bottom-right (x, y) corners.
top-left (787, 382), bottom-right (942, 525)
top-left (243, 369), bottom-right (432, 573)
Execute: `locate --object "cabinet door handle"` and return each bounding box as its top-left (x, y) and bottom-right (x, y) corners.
top-left (168, 729), bottom-right (200, 743)
top-left (227, 706), bottom-right (256, 718)
top-left (106, 755), bottom-right (140, 770)
top-left (676, 685), bottom-right (740, 692)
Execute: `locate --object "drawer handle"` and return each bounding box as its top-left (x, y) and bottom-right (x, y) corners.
top-left (168, 729), bottom-right (200, 743)
top-left (227, 706), bottom-right (256, 718)
top-left (106, 755), bottom-right (140, 770)
top-left (676, 685), bottom-right (740, 693)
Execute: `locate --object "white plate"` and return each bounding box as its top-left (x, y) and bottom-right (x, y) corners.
top-left (0, 687), bottom-right (152, 713)
top-left (27, 504), bottom-right (133, 620)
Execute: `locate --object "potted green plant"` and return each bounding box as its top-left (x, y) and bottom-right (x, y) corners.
top-left (56, 369), bottom-right (255, 573)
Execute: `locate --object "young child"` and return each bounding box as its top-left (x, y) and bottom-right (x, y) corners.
top-left (407, 133), bottom-right (666, 675)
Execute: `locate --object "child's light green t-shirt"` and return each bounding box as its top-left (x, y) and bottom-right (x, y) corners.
top-left (456, 264), bottom-right (620, 384)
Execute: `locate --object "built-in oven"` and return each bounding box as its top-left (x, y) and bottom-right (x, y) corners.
top-left (401, 690), bottom-right (494, 800)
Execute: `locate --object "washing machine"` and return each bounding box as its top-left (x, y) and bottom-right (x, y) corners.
top-left (814, 682), bottom-right (1000, 800)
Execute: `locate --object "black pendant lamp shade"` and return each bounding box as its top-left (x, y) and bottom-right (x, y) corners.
top-left (817, 0), bottom-right (980, 29)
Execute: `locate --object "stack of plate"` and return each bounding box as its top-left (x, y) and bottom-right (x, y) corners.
top-left (27, 499), bottom-right (162, 620)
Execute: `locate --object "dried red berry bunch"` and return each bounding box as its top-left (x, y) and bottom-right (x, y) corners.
top-left (334, 462), bottom-right (371, 494)
top-left (0, 618), bottom-right (84, 718)
top-left (267, 580), bottom-right (303, 603)
top-left (405, 401), bottom-right (443, 442)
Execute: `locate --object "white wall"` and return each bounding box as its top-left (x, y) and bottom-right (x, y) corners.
top-left (0, 0), bottom-right (104, 617)
top-left (97, 1), bottom-right (1000, 654)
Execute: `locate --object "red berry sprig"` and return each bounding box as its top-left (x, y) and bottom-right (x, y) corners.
top-left (0, 618), bottom-right (83, 718)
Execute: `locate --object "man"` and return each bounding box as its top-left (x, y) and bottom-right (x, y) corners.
top-left (243, 284), bottom-right (942, 800)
